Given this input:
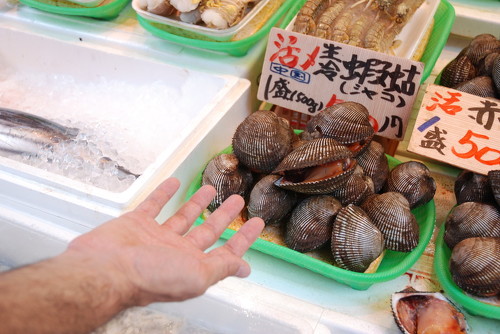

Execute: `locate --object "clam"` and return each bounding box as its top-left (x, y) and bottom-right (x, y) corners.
top-left (329, 166), bottom-right (374, 206)
top-left (201, 153), bottom-right (253, 212)
top-left (356, 140), bottom-right (389, 193)
top-left (331, 204), bottom-right (384, 273)
top-left (488, 170), bottom-right (500, 206)
top-left (302, 102), bottom-right (374, 157)
top-left (450, 237), bottom-right (500, 297)
top-left (465, 34), bottom-right (500, 67)
top-left (232, 110), bottom-right (295, 174)
top-left (477, 52), bottom-right (499, 77)
top-left (440, 55), bottom-right (476, 88)
top-left (454, 170), bottom-right (495, 205)
top-left (453, 76), bottom-right (497, 98)
top-left (384, 161), bottom-right (436, 209)
top-left (443, 201), bottom-right (500, 249)
top-left (391, 289), bottom-right (468, 334)
top-left (285, 195), bottom-right (342, 253)
top-left (493, 54), bottom-right (500, 94)
top-left (247, 174), bottom-right (297, 226)
top-left (273, 138), bottom-right (356, 195)
top-left (361, 192), bottom-right (419, 252)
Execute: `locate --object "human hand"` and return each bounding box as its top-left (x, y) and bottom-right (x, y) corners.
top-left (64, 177), bottom-right (265, 306)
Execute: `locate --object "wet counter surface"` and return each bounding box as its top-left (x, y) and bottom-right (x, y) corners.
top-left (1, 2), bottom-right (499, 333)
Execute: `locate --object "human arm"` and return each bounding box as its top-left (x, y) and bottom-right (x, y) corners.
top-left (0, 178), bottom-right (264, 334)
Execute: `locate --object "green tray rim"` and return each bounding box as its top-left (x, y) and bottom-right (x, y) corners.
top-left (186, 144), bottom-right (436, 290)
top-left (434, 222), bottom-right (500, 320)
top-left (18, 0), bottom-right (130, 20)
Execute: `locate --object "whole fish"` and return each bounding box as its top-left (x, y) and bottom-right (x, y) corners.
top-left (0, 107), bottom-right (140, 180)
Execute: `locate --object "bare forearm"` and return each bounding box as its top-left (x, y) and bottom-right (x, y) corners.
top-left (0, 251), bottom-right (134, 334)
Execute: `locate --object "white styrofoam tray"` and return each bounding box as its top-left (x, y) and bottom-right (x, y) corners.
top-left (286, 0), bottom-right (440, 60)
top-left (0, 24), bottom-right (251, 231)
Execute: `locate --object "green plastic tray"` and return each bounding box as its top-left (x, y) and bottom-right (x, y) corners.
top-left (18, 0), bottom-right (130, 20)
top-left (186, 146), bottom-right (436, 290)
top-left (136, 0), bottom-right (305, 57)
top-left (434, 223), bottom-right (500, 320)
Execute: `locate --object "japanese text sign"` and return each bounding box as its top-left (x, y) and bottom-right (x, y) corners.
top-left (257, 28), bottom-right (424, 140)
top-left (408, 84), bottom-right (500, 175)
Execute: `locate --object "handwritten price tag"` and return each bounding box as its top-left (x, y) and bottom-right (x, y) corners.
top-left (408, 84), bottom-right (500, 175)
top-left (257, 27), bottom-right (424, 140)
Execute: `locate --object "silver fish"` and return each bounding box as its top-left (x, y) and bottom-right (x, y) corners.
top-left (0, 107), bottom-right (139, 180)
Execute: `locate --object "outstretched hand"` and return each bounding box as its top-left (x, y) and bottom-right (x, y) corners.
top-left (66, 177), bottom-right (265, 306)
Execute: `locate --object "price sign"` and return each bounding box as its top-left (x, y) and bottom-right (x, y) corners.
top-left (408, 84), bottom-right (500, 175)
top-left (257, 27), bottom-right (424, 140)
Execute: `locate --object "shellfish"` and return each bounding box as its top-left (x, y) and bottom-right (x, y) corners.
top-left (440, 55), bottom-right (477, 88)
top-left (464, 33), bottom-right (500, 67)
top-left (450, 237), bottom-right (500, 297)
top-left (232, 110), bottom-right (295, 174)
top-left (285, 195), bottom-right (342, 253)
top-left (355, 140), bottom-right (389, 193)
top-left (361, 192), bottom-right (419, 252)
top-left (201, 0), bottom-right (252, 29)
top-left (453, 76), bottom-right (498, 98)
top-left (331, 204), bottom-right (384, 273)
top-left (488, 170), bottom-right (500, 206)
top-left (201, 153), bottom-right (253, 211)
top-left (329, 166), bottom-right (374, 205)
top-left (443, 201), bottom-right (500, 250)
top-left (454, 170), bottom-right (495, 205)
top-left (384, 161), bottom-right (436, 209)
top-left (273, 138), bottom-right (357, 195)
top-left (303, 102), bottom-right (374, 157)
top-left (391, 289), bottom-right (468, 334)
top-left (247, 174), bottom-right (297, 226)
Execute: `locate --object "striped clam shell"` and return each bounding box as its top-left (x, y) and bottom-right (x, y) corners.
top-left (444, 202), bottom-right (500, 249)
top-left (285, 195), bottom-right (342, 253)
top-left (454, 170), bottom-right (495, 205)
top-left (329, 166), bottom-right (374, 206)
top-left (477, 52), bottom-right (499, 77)
top-left (454, 76), bottom-right (497, 98)
top-left (450, 237), bottom-right (500, 297)
top-left (385, 161), bottom-right (436, 209)
top-left (303, 102), bottom-right (374, 157)
top-left (440, 55), bottom-right (477, 88)
top-left (232, 110), bottom-right (295, 174)
top-left (361, 192), bottom-right (419, 252)
top-left (201, 153), bottom-right (253, 212)
top-left (273, 138), bottom-right (356, 194)
top-left (488, 170), bottom-right (500, 206)
top-left (247, 174), bottom-right (297, 226)
top-left (464, 34), bottom-right (500, 67)
top-left (356, 140), bottom-right (389, 193)
top-left (493, 54), bottom-right (500, 94)
top-left (331, 204), bottom-right (384, 273)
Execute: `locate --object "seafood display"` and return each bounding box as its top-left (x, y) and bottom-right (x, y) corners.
top-left (201, 102), bottom-right (435, 274)
top-left (391, 288), bottom-right (468, 334)
top-left (443, 168), bottom-right (500, 301)
top-left (292, 0), bottom-right (425, 54)
top-left (440, 34), bottom-right (500, 99)
top-left (137, 0), bottom-right (261, 29)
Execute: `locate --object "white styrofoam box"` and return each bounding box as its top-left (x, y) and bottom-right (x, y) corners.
top-left (449, 0), bottom-right (500, 38)
top-left (0, 24), bottom-right (252, 231)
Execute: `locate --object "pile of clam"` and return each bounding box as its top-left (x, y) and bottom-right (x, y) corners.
top-left (444, 170), bottom-right (500, 299)
top-left (440, 33), bottom-right (500, 98)
top-left (202, 101), bottom-right (436, 273)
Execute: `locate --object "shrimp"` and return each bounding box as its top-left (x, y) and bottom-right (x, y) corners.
top-left (330, 10), bottom-right (354, 44)
top-left (347, 13), bottom-right (371, 47)
top-left (363, 18), bottom-right (391, 51)
top-left (314, 0), bottom-right (346, 39)
top-left (293, 0), bottom-right (332, 34)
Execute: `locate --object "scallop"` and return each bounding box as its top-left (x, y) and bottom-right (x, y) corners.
top-left (247, 174), bottom-right (297, 226)
top-left (453, 76), bottom-right (498, 98)
top-left (450, 237), bottom-right (500, 297)
top-left (384, 161), bottom-right (436, 209)
top-left (201, 153), bottom-right (253, 212)
top-left (330, 166), bottom-right (374, 206)
top-left (454, 170), bottom-right (495, 205)
top-left (232, 110), bottom-right (295, 174)
top-left (440, 55), bottom-right (477, 88)
top-left (391, 289), bottom-right (468, 334)
top-left (488, 170), bottom-right (500, 206)
top-left (285, 195), bottom-right (342, 253)
top-left (273, 138), bottom-right (356, 195)
top-left (356, 140), bottom-right (389, 193)
top-left (302, 102), bottom-right (374, 156)
top-left (361, 192), bottom-right (419, 252)
top-left (331, 204), bottom-right (384, 273)
top-left (443, 201), bottom-right (500, 249)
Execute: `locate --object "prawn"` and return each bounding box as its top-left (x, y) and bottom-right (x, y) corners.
top-left (314, 0), bottom-right (346, 39)
top-left (293, 0), bottom-right (332, 34)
